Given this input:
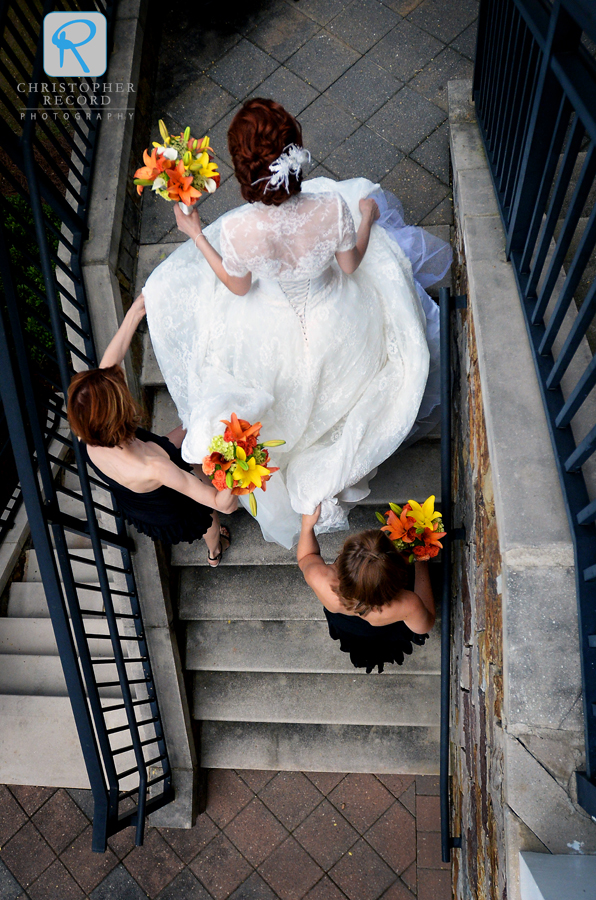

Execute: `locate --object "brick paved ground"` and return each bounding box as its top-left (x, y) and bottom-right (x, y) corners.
top-left (0, 774), bottom-right (450, 899)
top-left (140, 0), bottom-right (477, 245)
top-left (0, 1), bottom-right (477, 896)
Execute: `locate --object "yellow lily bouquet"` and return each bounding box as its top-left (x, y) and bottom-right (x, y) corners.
top-left (377, 495), bottom-right (447, 563)
top-left (133, 119), bottom-right (220, 209)
top-left (202, 413), bottom-right (285, 516)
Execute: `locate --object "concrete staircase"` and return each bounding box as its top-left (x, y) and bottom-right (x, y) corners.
top-left (0, 475), bottom-right (128, 788)
top-left (146, 368), bottom-right (443, 774)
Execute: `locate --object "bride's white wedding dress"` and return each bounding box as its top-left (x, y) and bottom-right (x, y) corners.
top-left (143, 176), bottom-right (451, 549)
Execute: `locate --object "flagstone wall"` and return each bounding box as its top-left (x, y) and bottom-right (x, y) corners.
top-left (448, 79), bottom-right (596, 900)
top-left (113, 4), bottom-right (159, 380)
top-left (450, 258), bottom-right (507, 900)
top-left (82, 1), bottom-right (157, 385)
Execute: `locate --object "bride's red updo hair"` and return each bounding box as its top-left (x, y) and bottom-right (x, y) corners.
top-left (228, 98), bottom-right (304, 206)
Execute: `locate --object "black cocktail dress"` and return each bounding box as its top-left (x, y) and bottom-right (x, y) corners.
top-left (324, 601), bottom-right (428, 675)
top-left (80, 428), bottom-right (213, 545)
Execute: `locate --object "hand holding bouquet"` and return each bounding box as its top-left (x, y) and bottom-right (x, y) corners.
top-left (202, 413), bottom-right (285, 516)
top-left (377, 495), bottom-right (446, 563)
top-left (134, 120), bottom-right (220, 211)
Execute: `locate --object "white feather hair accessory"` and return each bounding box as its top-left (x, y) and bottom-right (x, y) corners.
top-left (253, 144), bottom-right (311, 192)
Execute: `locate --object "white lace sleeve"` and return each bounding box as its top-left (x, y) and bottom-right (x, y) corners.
top-left (336, 194), bottom-right (357, 252)
top-left (220, 217), bottom-right (250, 277)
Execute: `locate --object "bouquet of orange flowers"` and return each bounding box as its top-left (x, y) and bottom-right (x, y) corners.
top-left (202, 413), bottom-right (285, 516)
top-left (377, 495), bottom-right (446, 562)
top-left (134, 120), bottom-right (220, 208)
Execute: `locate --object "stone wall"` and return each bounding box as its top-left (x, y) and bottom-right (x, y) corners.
top-left (114, 5), bottom-right (159, 382)
top-left (450, 258), bottom-right (507, 900)
top-left (448, 79), bottom-right (596, 900)
top-left (82, 1), bottom-right (154, 385)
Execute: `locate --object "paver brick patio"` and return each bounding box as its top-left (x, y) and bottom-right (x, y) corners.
top-left (224, 797), bottom-right (288, 866)
top-left (0, 772), bottom-right (451, 899)
top-left (259, 773), bottom-right (323, 831)
top-left (143, 0), bottom-right (478, 235)
top-left (293, 800), bottom-right (359, 870)
top-left (325, 56), bottom-right (403, 120)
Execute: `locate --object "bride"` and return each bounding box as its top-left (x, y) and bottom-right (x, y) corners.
top-left (142, 98), bottom-right (450, 549)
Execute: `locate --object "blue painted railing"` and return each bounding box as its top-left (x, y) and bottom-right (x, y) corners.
top-left (474, 0), bottom-right (596, 816)
top-left (0, 0), bottom-right (174, 849)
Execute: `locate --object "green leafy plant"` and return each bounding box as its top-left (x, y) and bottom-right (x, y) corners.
top-left (0, 194), bottom-right (61, 374)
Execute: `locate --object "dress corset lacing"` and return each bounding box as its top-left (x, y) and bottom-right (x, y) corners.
top-left (276, 268), bottom-right (335, 341)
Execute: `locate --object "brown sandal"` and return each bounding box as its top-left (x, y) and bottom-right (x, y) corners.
top-left (207, 525), bottom-right (231, 568)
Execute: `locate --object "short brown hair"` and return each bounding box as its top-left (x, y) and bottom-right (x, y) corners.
top-left (67, 366), bottom-right (139, 447)
top-left (335, 530), bottom-right (409, 615)
top-left (227, 98), bottom-right (304, 206)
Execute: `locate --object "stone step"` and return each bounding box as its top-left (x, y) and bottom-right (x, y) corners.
top-left (179, 566), bottom-right (324, 620)
top-left (199, 721), bottom-right (440, 773)
top-left (179, 563), bottom-right (441, 621)
top-left (173, 506), bottom-right (384, 567)
top-left (0, 618), bottom-right (111, 657)
top-left (0, 655), bottom-right (123, 697)
top-left (63, 533), bottom-right (94, 551)
top-left (174, 500), bottom-right (445, 567)
top-left (56, 493), bottom-right (95, 522)
top-left (185, 619), bottom-right (440, 674)
top-left (56, 483), bottom-right (116, 544)
top-left (61, 468), bottom-right (112, 503)
top-left (0, 695), bottom-right (90, 788)
top-left (193, 671), bottom-right (440, 726)
top-left (8, 582), bottom-right (105, 618)
top-left (0, 695), bottom-right (140, 789)
top-left (363, 440), bottom-right (441, 507)
top-left (151, 387), bottom-right (181, 435)
top-left (25, 548), bottom-right (116, 584)
top-left (62, 468), bottom-right (101, 494)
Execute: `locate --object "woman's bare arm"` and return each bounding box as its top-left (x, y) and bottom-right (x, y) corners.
top-left (100, 294), bottom-right (146, 369)
top-left (173, 205), bottom-right (252, 296)
top-left (297, 508), bottom-right (345, 610)
top-left (413, 561), bottom-right (435, 618)
top-left (150, 455), bottom-right (238, 514)
top-left (335, 198), bottom-right (380, 275)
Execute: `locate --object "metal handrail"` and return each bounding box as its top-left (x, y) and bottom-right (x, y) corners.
top-left (0, 0), bottom-right (174, 849)
top-left (474, 0), bottom-right (596, 817)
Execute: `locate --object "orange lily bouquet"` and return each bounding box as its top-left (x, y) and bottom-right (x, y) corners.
top-left (377, 495), bottom-right (447, 563)
top-left (202, 413), bottom-right (285, 517)
top-left (134, 119), bottom-right (220, 208)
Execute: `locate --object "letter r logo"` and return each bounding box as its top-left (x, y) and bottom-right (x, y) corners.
top-left (43, 12), bottom-right (107, 77)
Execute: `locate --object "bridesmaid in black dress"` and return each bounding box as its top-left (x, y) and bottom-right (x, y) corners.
top-left (297, 507), bottom-right (435, 673)
top-left (67, 294), bottom-right (237, 563)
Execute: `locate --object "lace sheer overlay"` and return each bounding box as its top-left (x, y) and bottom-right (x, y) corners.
top-left (143, 177), bottom-right (450, 549)
top-left (219, 191), bottom-right (357, 279)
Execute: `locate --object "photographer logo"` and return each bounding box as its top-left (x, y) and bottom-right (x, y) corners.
top-left (43, 12), bottom-right (107, 77)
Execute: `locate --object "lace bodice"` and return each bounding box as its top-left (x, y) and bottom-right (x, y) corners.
top-left (219, 190), bottom-right (357, 280)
